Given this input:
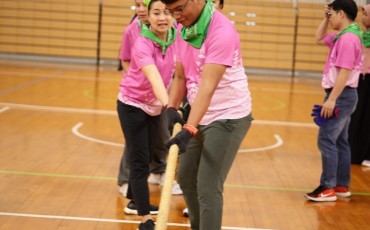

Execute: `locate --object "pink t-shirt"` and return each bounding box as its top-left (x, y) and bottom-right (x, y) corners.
top-left (118, 36), bottom-right (176, 116)
top-left (119, 17), bottom-right (140, 61)
top-left (322, 33), bottom-right (362, 88)
top-left (176, 11), bottom-right (252, 125)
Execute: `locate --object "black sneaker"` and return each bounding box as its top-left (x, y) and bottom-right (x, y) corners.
top-left (305, 185), bottom-right (337, 202)
top-left (124, 200), bottom-right (159, 215)
top-left (138, 219), bottom-right (155, 230)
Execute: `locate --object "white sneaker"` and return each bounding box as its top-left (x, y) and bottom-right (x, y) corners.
top-left (148, 173), bottom-right (162, 185)
top-left (183, 208), bottom-right (188, 217)
top-left (171, 181), bottom-right (183, 195)
top-left (119, 183), bottom-right (128, 197)
top-left (361, 160), bottom-right (370, 167)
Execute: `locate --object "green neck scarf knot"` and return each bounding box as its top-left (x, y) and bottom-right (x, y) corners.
top-left (333, 23), bottom-right (363, 43)
top-left (181, 0), bottom-right (215, 49)
top-left (363, 31), bottom-right (370, 48)
top-left (141, 24), bottom-right (177, 55)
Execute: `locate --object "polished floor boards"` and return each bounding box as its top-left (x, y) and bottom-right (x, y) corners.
top-left (0, 60), bottom-right (369, 230)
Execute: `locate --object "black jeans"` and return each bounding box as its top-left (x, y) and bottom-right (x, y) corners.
top-left (117, 100), bottom-right (160, 215)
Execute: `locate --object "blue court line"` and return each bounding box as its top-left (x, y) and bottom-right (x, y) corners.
top-left (0, 169), bottom-right (369, 196)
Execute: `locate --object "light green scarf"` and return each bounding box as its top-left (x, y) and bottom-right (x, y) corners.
top-left (363, 31), bottom-right (370, 48)
top-left (181, 0), bottom-right (215, 48)
top-left (333, 23), bottom-right (363, 43)
top-left (141, 24), bottom-right (177, 55)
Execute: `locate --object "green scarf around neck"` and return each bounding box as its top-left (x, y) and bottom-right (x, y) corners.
top-left (333, 23), bottom-right (363, 43)
top-left (363, 31), bottom-right (370, 48)
top-left (181, 0), bottom-right (215, 48)
top-left (140, 24), bottom-right (176, 55)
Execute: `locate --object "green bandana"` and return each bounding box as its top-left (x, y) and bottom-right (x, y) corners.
top-left (363, 31), bottom-right (370, 48)
top-left (333, 23), bottom-right (363, 43)
top-left (181, 0), bottom-right (215, 48)
top-left (141, 24), bottom-right (177, 55)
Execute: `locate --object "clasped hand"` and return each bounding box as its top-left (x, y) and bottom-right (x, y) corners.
top-left (311, 104), bottom-right (339, 126)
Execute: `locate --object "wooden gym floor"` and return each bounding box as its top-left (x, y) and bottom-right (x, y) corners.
top-left (0, 60), bottom-right (369, 230)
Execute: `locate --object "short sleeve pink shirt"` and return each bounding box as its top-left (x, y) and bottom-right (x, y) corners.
top-left (322, 32), bottom-right (362, 88)
top-left (119, 18), bottom-right (140, 61)
top-left (176, 11), bottom-right (252, 125)
top-left (118, 36), bottom-right (176, 116)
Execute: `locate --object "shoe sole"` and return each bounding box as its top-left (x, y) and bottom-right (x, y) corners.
top-left (305, 194), bottom-right (337, 202)
top-left (336, 192), bottom-right (351, 198)
top-left (124, 207), bottom-right (159, 215)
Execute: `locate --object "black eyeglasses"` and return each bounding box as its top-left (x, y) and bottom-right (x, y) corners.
top-left (167, 0), bottom-right (190, 17)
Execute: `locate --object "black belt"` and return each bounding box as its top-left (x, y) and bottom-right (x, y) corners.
top-left (325, 86), bottom-right (355, 93)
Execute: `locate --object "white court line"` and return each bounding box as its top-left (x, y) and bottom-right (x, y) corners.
top-left (0, 102), bottom-right (317, 128)
top-left (71, 122), bottom-right (124, 147)
top-left (0, 102), bottom-right (115, 115)
top-left (0, 212), bottom-right (276, 230)
top-left (238, 134), bottom-right (283, 153)
top-left (72, 122), bottom-right (283, 153)
top-left (0, 106), bottom-right (9, 113)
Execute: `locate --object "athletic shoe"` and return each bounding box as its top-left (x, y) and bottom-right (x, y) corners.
top-left (148, 173), bottom-right (162, 185)
top-left (118, 183), bottom-right (128, 197)
top-left (171, 181), bottom-right (183, 195)
top-left (124, 200), bottom-right (159, 215)
top-left (361, 160), bottom-right (370, 167)
top-left (305, 185), bottom-right (337, 202)
top-left (334, 186), bottom-right (351, 197)
top-left (183, 208), bottom-right (189, 217)
top-left (138, 219), bottom-right (155, 230)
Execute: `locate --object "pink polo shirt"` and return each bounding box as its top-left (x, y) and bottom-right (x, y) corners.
top-left (176, 11), bottom-right (252, 125)
top-left (118, 35), bottom-right (176, 116)
top-left (119, 17), bottom-right (141, 61)
top-left (322, 33), bottom-right (362, 88)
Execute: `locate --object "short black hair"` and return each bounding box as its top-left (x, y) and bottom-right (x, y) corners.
top-left (148, 0), bottom-right (162, 11)
top-left (160, 0), bottom-right (178, 4)
top-left (219, 0), bottom-right (224, 9)
top-left (328, 0), bottom-right (358, 21)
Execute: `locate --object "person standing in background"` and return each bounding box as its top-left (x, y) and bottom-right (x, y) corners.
top-left (305, 0), bottom-right (362, 202)
top-left (348, 4), bottom-right (370, 168)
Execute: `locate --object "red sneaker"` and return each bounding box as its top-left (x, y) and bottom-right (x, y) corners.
top-left (305, 185), bottom-right (337, 202)
top-left (334, 186), bottom-right (351, 197)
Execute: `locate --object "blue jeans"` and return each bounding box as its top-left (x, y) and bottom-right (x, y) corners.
top-left (318, 88), bottom-right (357, 188)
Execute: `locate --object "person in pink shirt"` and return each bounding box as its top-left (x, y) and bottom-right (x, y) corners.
top-left (117, 0), bottom-right (182, 200)
top-left (161, 0), bottom-right (253, 229)
top-left (348, 4), bottom-right (370, 168)
top-left (305, 0), bottom-right (362, 202)
top-left (116, 0), bottom-right (176, 229)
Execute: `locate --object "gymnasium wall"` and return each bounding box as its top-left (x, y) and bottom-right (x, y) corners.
top-left (0, 0), bottom-right (364, 74)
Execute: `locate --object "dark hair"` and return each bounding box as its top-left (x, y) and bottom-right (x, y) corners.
top-left (219, 0), bottom-right (224, 9)
top-left (160, 0), bottom-right (178, 4)
top-left (328, 0), bottom-right (358, 21)
top-left (148, 0), bottom-right (162, 11)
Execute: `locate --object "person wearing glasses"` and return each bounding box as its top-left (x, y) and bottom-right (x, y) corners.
top-left (161, 0), bottom-right (253, 229)
top-left (180, 0), bottom-right (224, 219)
top-left (117, 0), bottom-right (182, 202)
top-left (305, 0), bottom-right (362, 202)
top-left (116, 0), bottom-right (177, 229)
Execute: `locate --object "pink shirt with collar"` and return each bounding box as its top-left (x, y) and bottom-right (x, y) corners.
top-left (119, 17), bottom-right (140, 61)
top-left (118, 35), bottom-right (176, 116)
top-left (176, 11), bottom-right (252, 125)
top-left (322, 33), bottom-right (362, 88)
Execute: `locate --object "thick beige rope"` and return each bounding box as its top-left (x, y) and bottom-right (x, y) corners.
top-left (155, 122), bottom-right (182, 230)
